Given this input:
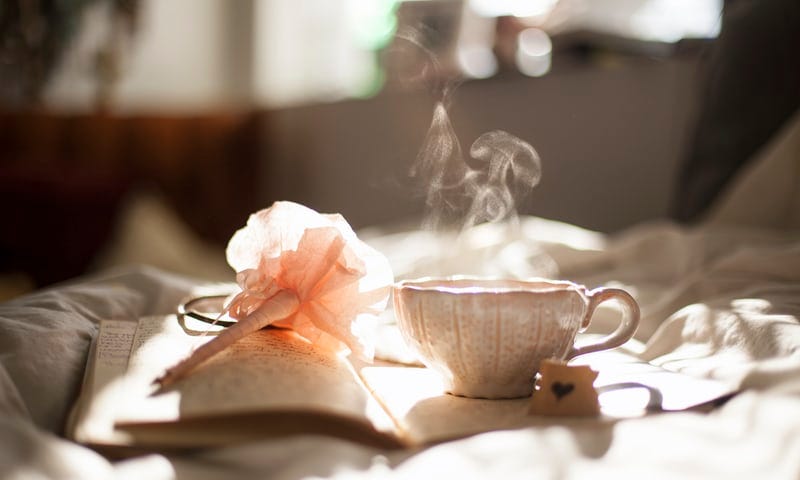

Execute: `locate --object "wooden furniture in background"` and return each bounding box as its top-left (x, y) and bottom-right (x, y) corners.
top-left (0, 111), bottom-right (262, 286)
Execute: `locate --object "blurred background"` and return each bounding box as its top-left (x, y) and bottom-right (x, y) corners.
top-left (0, 0), bottom-right (767, 294)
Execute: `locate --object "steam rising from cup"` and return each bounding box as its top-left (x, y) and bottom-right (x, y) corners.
top-left (396, 29), bottom-right (542, 231)
top-left (466, 129), bottom-right (541, 228)
top-left (413, 105), bottom-right (542, 230)
top-left (385, 27), bottom-right (554, 279)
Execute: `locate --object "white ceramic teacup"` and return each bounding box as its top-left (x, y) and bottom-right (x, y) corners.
top-left (393, 277), bottom-right (640, 399)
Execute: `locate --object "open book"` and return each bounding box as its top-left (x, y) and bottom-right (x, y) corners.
top-left (67, 315), bottom-right (737, 454)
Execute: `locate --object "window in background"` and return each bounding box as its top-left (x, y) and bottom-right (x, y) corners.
top-left (36, 0), bottom-right (723, 112)
top-left (252, 0), bottom-right (399, 108)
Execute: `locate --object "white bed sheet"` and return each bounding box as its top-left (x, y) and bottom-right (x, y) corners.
top-left (1, 113), bottom-right (798, 479)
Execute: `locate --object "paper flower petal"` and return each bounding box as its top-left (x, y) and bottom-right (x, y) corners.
top-left (224, 201), bottom-right (393, 359)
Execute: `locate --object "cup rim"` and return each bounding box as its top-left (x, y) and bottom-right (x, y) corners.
top-left (393, 276), bottom-right (585, 294)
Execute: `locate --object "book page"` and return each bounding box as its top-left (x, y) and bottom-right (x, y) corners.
top-left (120, 315), bottom-right (393, 425)
top-left (359, 364), bottom-right (539, 445)
top-left (69, 320), bottom-right (138, 444)
top-left (73, 316), bottom-right (396, 448)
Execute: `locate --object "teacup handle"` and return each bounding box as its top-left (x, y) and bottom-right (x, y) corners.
top-left (567, 287), bottom-right (640, 359)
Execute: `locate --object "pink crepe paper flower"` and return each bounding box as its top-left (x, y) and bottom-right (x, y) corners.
top-left (157, 201), bottom-right (393, 387)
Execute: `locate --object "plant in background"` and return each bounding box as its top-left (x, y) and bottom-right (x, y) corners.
top-left (0, 0), bottom-right (138, 108)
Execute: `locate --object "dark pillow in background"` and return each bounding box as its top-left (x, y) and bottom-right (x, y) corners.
top-left (672, 0), bottom-right (800, 222)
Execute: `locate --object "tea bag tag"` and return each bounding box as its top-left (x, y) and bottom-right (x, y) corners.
top-left (529, 359), bottom-right (600, 416)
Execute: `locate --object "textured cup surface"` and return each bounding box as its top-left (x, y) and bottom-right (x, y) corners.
top-left (393, 277), bottom-right (639, 399)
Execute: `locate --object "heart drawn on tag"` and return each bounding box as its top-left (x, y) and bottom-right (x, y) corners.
top-left (551, 381), bottom-right (575, 400)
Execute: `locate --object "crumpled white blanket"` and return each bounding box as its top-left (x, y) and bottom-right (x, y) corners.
top-left (1, 112), bottom-right (798, 479)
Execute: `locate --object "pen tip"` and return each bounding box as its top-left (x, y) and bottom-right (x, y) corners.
top-left (151, 372), bottom-right (173, 394)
